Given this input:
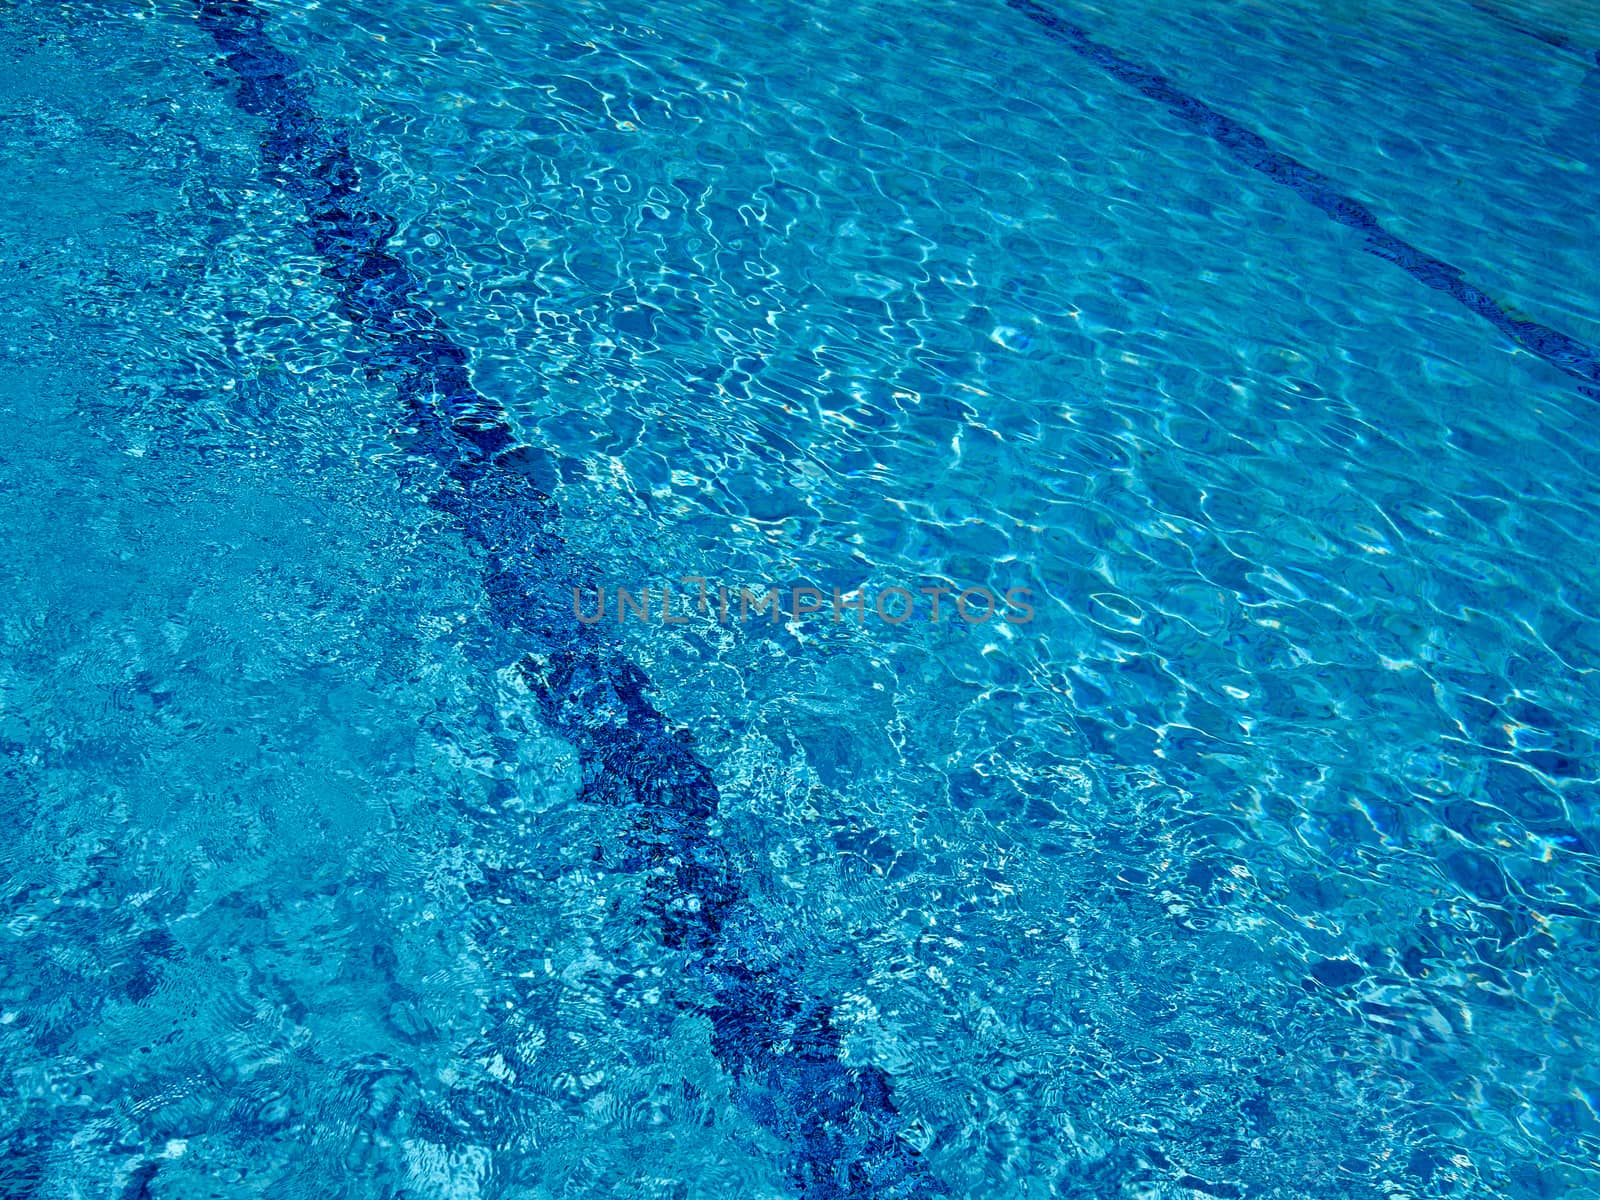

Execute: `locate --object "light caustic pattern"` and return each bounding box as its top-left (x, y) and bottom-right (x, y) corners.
top-left (1, 0), bottom-right (1598, 1198)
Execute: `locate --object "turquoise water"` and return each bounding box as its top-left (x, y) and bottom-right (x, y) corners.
top-left (3, 0), bottom-right (1598, 1196)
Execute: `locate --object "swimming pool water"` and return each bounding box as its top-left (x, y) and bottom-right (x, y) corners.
top-left (2, 0), bottom-right (1597, 1197)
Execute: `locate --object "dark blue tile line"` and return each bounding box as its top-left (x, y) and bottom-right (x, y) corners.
top-left (191, 2), bottom-right (943, 1196)
top-left (1463, 0), bottom-right (1600, 67)
top-left (1007, 0), bottom-right (1600, 401)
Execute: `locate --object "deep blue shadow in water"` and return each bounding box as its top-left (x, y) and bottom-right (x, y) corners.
top-left (1008, 0), bottom-right (1600, 401)
top-left (192, 1), bottom-right (944, 1195)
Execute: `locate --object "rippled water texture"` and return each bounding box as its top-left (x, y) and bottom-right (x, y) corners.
top-left (3, 0), bottom-right (1598, 1197)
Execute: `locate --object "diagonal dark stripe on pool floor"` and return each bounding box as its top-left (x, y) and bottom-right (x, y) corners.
top-left (1462, 0), bottom-right (1600, 67)
top-left (1008, 0), bottom-right (1600, 400)
top-left (193, 2), bottom-right (943, 1196)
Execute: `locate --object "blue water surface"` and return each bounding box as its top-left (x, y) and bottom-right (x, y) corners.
top-left (2, 0), bottom-right (1598, 1197)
